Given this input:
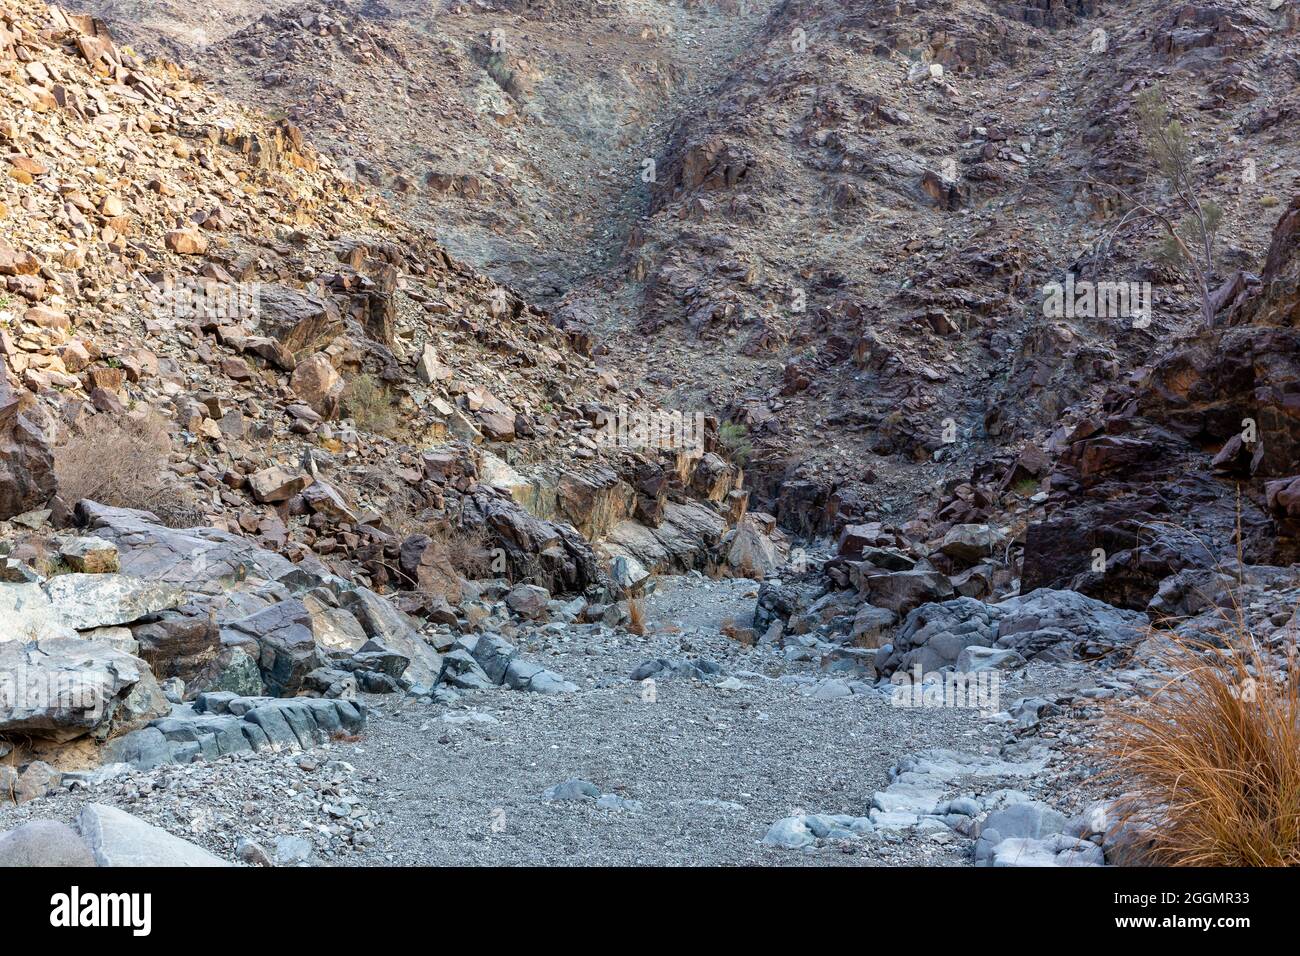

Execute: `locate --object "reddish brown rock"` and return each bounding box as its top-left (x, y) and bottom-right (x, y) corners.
top-left (0, 374), bottom-right (55, 520)
top-left (164, 229), bottom-right (209, 255)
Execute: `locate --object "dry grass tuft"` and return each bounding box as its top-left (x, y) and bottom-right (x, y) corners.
top-left (54, 411), bottom-right (198, 526)
top-left (626, 596), bottom-right (646, 635)
top-left (1098, 607), bottom-right (1300, 866)
top-left (428, 520), bottom-right (495, 580)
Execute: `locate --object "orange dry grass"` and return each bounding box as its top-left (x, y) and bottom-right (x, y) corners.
top-left (1099, 609), bottom-right (1300, 866)
top-left (626, 597), bottom-right (646, 635)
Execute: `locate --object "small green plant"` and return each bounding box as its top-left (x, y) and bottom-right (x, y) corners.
top-left (718, 421), bottom-right (752, 466)
top-left (1011, 477), bottom-right (1039, 498)
top-left (345, 373), bottom-right (398, 436)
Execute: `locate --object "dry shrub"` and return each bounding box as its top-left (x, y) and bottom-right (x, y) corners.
top-left (627, 596), bottom-right (646, 635)
top-left (346, 373), bottom-right (397, 436)
top-left (54, 412), bottom-right (197, 526)
top-left (1099, 610), bottom-right (1300, 866)
top-left (427, 520), bottom-right (495, 580)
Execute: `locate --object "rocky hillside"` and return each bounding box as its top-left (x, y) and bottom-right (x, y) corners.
top-left (0, 0), bottom-right (767, 793)
top-left (68, 0), bottom-right (1298, 558)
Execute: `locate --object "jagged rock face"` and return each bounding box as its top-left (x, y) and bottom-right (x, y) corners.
top-left (875, 588), bottom-right (1148, 675)
top-left (0, 375), bottom-right (54, 520)
top-left (1137, 194), bottom-right (1300, 480)
top-left (462, 489), bottom-right (602, 596)
top-left (1021, 195), bottom-right (1300, 610)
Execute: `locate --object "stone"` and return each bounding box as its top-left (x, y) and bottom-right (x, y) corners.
top-left (256, 285), bottom-right (344, 354)
top-left (338, 587), bottom-right (441, 686)
top-left (503, 658), bottom-right (577, 694)
top-left (610, 554), bottom-right (649, 594)
top-left (302, 593), bottom-right (368, 652)
top-left (222, 600), bottom-right (325, 697)
top-left (863, 569), bottom-right (955, 616)
top-left (164, 228), bottom-right (208, 255)
top-left (762, 816), bottom-right (816, 849)
top-left (291, 353), bottom-right (343, 416)
top-left (988, 835), bottom-right (1105, 867)
top-left (0, 374), bottom-right (55, 521)
top-left (466, 632), bottom-right (518, 684)
top-left (273, 835), bottom-right (313, 865)
top-left (78, 803), bottom-right (231, 866)
top-left (722, 516), bottom-right (782, 578)
top-left (542, 779), bottom-right (600, 801)
top-left (850, 604), bottom-right (897, 646)
top-left (236, 838), bottom-right (273, 866)
top-left (248, 466), bottom-right (314, 504)
top-left (41, 573), bottom-right (184, 632)
top-left (58, 536), bottom-right (120, 574)
top-left (462, 489), bottom-right (602, 595)
top-left (80, 502), bottom-right (311, 603)
top-left (414, 343), bottom-right (446, 384)
top-left (0, 820), bottom-right (95, 866)
top-left (974, 801), bottom-right (1068, 864)
top-left (301, 481), bottom-right (358, 523)
top-left (505, 583), bottom-right (550, 620)
top-left (837, 522), bottom-right (889, 559)
top-left (955, 645), bottom-right (1026, 672)
top-left (940, 524), bottom-right (1008, 564)
top-left (132, 611), bottom-right (221, 688)
top-left (993, 588), bottom-right (1147, 660)
top-left (0, 581), bottom-right (64, 641)
top-left (877, 589), bottom-right (1147, 675)
top-left (0, 636), bottom-right (168, 741)
top-left (15, 761), bottom-right (61, 803)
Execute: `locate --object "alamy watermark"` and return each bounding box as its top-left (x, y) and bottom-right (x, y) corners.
top-left (594, 405), bottom-right (706, 456)
top-left (890, 664), bottom-right (1000, 714)
top-left (1042, 273), bottom-right (1151, 328)
top-left (1, 669), bottom-right (106, 720)
top-left (148, 276), bottom-right (261, 328)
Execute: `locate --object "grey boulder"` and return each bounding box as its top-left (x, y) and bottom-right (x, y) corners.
top-left (78, 803), bottom-right (231, 867)
top-left (0, 819), bottom-right (95, 866)
top-left (0, 637), bottom-right (168, 742)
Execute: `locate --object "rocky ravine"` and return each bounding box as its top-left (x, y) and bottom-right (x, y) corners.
top-left (3, 0), bottom-right (1300, 871)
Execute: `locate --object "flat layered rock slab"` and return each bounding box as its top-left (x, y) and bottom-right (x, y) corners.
top-left (78, 803), bottom-right (232, 867)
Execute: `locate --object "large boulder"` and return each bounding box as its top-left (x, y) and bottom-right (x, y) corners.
top-left (0, 636), bottom-right (168, 742)
top-left (290, 353), bottom-right (343, 417)
top-left (721, 515), bottom-right (783, 578)
top-left (41, 574), bottom-right (183, 632)
top-left (862, 569), bottom-right (955, 616)
top-left (338, 587), bottom-right (440, 686)
top-left (221, 600), bottom-right (325, 697)
top-left (0, 573), bottom-right (183, 643)
top-left (78, 804), bottom-right (231, 867)
top-left (80, 501), bottom-right (336, 620)
top-left (940, 524), bottom-right (1008, 565)
top-left (131, 611), bottom-right (222, 686)
top-left (462, 488), bottom-right (602, 594)
top-left (877, 589), bottom-right (1148, 675)
top-left (994, 588), bottom-right (1147, 659)
top-left (256, 284), bottom-right (343, 355)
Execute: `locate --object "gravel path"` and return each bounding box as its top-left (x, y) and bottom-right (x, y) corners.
top-left (0, 576), bottom-right (1091, 866)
